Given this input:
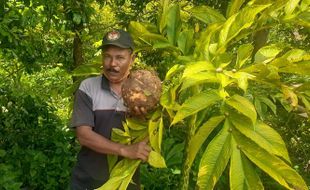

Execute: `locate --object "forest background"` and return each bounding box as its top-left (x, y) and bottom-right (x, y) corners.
top-left (0, 0), bottom-right (309, 189)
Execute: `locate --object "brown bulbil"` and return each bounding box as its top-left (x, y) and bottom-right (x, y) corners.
top-left (122, 70), bottom-right (162, 116)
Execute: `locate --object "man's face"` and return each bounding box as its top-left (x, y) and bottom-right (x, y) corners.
top-left (102, 45), bottom-right (134, 83)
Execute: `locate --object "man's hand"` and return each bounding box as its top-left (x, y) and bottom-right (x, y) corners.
top-left (120, 138), bottom-right (151, 162)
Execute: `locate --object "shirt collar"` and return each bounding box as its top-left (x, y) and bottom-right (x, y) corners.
top-left (101, 75), bottom-right (110, 90)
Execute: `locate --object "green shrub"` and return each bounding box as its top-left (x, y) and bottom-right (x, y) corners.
top-left (0, 87), bottom-right (77, 190)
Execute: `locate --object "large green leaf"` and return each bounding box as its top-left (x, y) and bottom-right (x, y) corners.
top-left (182, 61), bottom-right (215, 78)
top-left (190, 5), bottom-right (226, 25)
top-left (194, 23), bottom-right (223, 61)
top-left (172, 90), bottom-right (222, 125)
top-left (254, 44), bottom-right (283, 63)
top-left (230, 116), bottom-right (291, 163)
top-left (197, 119), bottom-right (232, 190)
top-left (166, 4), bottom-right (181, 45)
top-left (97, 159), bottom-right (140, 190)
top-left (285, 0), bottom-right (301, 15)
top-left (158, 0), bottom-right (170, 33)
top-left (232, 130), bottom-right (308, 190)
top-left (271, 58), bottom-right (310, 75)
top-left (181, 72), bottom-right (219, 91)
top-left (226, 0), bottom-right (246, 18)
top-left (148, 150), bottom-right (167, 168)
top-left (148, 110), bottom-right (163, 153)
top-left (177, 29), bottom-right (194, 55)
top-left (230, 138), bottom-right (264, 190)
top-left (219, 4), bottom-right (270, 48)
top-left (236, 43), bottom-right (254, 69)
top-left (187, 115), bottom-right (225, 168)
top-left (225, 95), bottom-right (257, 124)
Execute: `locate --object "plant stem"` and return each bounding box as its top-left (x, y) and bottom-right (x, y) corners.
top-left (180, 114), bottom-right (196, 190)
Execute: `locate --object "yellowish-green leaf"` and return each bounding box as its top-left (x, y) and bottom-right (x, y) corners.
top-left (219, 5), bottom-right (270, 48)
top-left (190, 5), bottom-right (226, 24)
top-left (236, 43), bottom-right (254, 69)
top-left (282, 49), bottom-right (307, 62)
top-left (230, 138), bottom-right (264, 190)
top-left (230, 117), bottom-right (291, 163)
top-left (126, 118), bottom-right (148, 131)
top-left (188, 116), bottom-right (225, 168)
top-left (285, 0), bottom-right (301, 15)
top-left (166, 4), bottom-right (181, 45)
top-left (182, 61), bottom-right (215, 78)
top-left (148, 151), bottom-right (167, 168)
top-left (181, 72), bottom-right (218, 91)
top-left (197, 119), bottom-right (232, 190)
top-left (282, 85), bottom-right (298, 107)
top-left (97, 159), bottom-right (140, 190)
top-left (226, 95), bottom-right (257, 124)
top-left (254, 44), bottom-right (282, 63)
top-left (164, 64), bottom-right (184, 80)
top-left (177, 29), bottom-right (194, 55)
top-left (232, 130), bottom-right (308, 190)
top-left (257, 96), bottom-right (277, 115)
top-left (149, 110), bottom-right (162, 153)
top-left (226, 0), bottom-right (246, 17)
top-left (160, 84), bottom-right (181, 110)
top-left (172, 90), bottom-right (221, 125)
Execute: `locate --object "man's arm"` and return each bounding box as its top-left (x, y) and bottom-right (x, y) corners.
top-left (76, 126), bottom-right (151, 162)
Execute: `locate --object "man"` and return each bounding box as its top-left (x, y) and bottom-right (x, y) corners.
top-left (70, 29), bottom-right (151, 190)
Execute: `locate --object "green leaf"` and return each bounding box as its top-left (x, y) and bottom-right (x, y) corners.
top-left (177, 29), bottom-right (194, 55)
top-left (164, 64), bottom-right (184, 80)
top-left (166, 4), bottom-right (181, 45)
top-left (226, 95), bottom-right (257, 124)
top-left (172, 91), bottom-right (222, 125)
top-left (148, 151), bottom-right (167, 168)
top-left (230, 117), bottom-right (291, 163)
top-left (257, 96), bottom-right (277, 115)
top-left (129, 21), bottom-right (150, 37)
top-left (97, 159), bottom-right (140, 190)
top-left (226, 0), bottom-right (246, 18)
top-left (188, 116), bottom-right (225, 168)
top-left (190, 6), bottom-right (226, 24)
top-left (230, 138), bottom-right (264, 190)
top-left (160, 84), bottom-right (181, 111)
top-left (73, 13), bottom-right (82, 24)
top-left (219, 4), bottom-right (270, 48)
top-left (254, 45), bottom-right (283, 63)
top-left (282, 49), bottom-right (307, 62)
top-left (197, 119), bottom-right (232, 190)
top-left (182, 61), bottom-right (215, 78)
top-left (181, 72), bottom-right (218, 91)
top-left (236, 43), bottom-right (254, 69)
top-left (232, 129), bottom-right (308, 190)
top-left (285, 0), bottom-right (301, 15)
top-left (158, 0), bottom-right (170, 33)
top-left (126, 118), bottom-right (148, 131)
top-left (149, 110), bottom-right (163, 153)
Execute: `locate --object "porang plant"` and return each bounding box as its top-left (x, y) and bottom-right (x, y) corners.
top-left (95, 0), bottom-right (310, 189)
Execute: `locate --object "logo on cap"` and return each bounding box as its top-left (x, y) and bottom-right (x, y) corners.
top-left (107, 30), bottom-right (120, 41)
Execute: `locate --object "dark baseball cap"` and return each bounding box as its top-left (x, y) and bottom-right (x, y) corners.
top-left (100, 29), bottom-right (134, 50)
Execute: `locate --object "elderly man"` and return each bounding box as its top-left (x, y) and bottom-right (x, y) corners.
top-left (70, 29), bottom-right (151, 190)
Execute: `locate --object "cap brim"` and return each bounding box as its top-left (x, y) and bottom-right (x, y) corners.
top-left (98, 42), bottom-right (131, 50)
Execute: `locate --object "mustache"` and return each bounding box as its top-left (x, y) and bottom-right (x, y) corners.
top-left (106, 68), bottom-right (119, 73)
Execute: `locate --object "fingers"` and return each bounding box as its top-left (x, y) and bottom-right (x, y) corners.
top-left (133, 106), bottom-right (147, 116)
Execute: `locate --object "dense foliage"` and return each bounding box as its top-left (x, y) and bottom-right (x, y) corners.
top-left (0, 0), bottom-right (309, 189)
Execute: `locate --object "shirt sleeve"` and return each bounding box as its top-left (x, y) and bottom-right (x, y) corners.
top-left (71, 89), bottom-right (95, 128)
